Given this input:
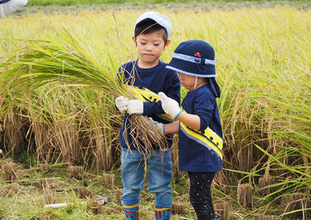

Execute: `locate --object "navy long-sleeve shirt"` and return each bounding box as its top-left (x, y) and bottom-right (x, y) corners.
top-left (118, 60), bottom-right (181, 150)
top-left (179, 85), bottom-right (223, 172)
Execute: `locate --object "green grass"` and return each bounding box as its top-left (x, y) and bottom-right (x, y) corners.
top-left (25, 0), bottom-right (311, 6)
top-left (0, 160), bottom-right (197, 219)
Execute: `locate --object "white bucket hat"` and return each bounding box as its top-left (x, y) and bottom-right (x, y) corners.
top-left (134, 11), bottom-right (172, 37)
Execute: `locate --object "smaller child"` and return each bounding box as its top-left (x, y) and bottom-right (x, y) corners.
top-left (156, 40), bottom-right (223, 220)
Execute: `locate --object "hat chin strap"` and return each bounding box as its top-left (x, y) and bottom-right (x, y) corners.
top-left (193, 77), bottom-right (198, 90)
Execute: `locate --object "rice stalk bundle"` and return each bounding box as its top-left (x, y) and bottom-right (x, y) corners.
top-left (172, 203), bottom-right (186, 214)
top-left (77, 187), bottom-right (92, 199)
top-left (1, 27), bottom-right (167, 153)
top-left (31, 121), bottom-right (53, 163)
top-left (85, 95), bottom-right (116, 170)
top-left (284, 193), bottom-right (307, 219)
top-left (0, 183), bottom-right (20, 196)
top-left (39, 163), bottom-right (51, 173)
top-left (258, 173), bottom-right (276, 197)
top-left (54, 115), bottom-right (81, 164)
top-left (214, 201), bottom-right (229, 220)
top-left (115, 188), bottom-right (122, 206)
top-left (101, 173), bottom-right (115, 186)
top-left (172, 203), bottom-right (187, 214)
top-left (38, 178), bottom-right (53, 189)
top-left (2, 161), bottom-right (20, 181)
top-left (68, 165), bottom-right (84, 179)
top-left (2, 110), bottom-right (28, 155)
top-left (237, 183), bottom-right (253, 209)
top-left (89, 197), bottom-right (103, 214)
top-left (170, 135), bottom-right (184, 180)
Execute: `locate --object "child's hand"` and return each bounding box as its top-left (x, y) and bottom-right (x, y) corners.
top-left (148, 117), bottom-right (164, 132)
top-left (115, 96), bottom-right (129, 113)
top-left (158, 92), bottom-right (182, 120)
top-left (127, 100), bottom-right (143, 115)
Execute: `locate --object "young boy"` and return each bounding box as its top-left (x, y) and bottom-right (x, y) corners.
top-left (114, 11), bottom-right (180, 220)
top-left (155, 40), bottom-right (223, 220)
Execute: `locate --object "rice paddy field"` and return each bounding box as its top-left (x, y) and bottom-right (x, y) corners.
top-left (0, 1), bottom-right (310, 219)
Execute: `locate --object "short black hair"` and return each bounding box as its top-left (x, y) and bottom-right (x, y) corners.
top-left (203, 77), bottom-right (211, 85)
top-left (134, 19), bottom-right (168, 44)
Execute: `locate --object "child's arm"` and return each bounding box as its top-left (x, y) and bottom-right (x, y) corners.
top-left (164, 121), bottom-right (180, 134)
top-left (159, 92), bottom-right (201, 131)
top-left (174, 112), bottom-right (201, 131)
top-left (149, 118), bottom-right (179, 134)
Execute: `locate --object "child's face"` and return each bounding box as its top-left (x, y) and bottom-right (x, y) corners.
top-left (133, 29), bottom-right (170, 68)
top-left (178, 72), bottom-right (205, 91)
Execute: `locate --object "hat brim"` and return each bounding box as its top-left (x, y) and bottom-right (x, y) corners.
top-left (166, 58), bottom-right (218, 78)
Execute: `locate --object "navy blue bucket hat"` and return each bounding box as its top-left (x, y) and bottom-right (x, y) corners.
top-left (166, 40), bottom-right (217, 78)
top-left (166, 40), bottom-right (221, 97)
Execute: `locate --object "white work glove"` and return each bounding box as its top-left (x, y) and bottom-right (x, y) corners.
top-left (148, 117), bottom-right (164, 133)
top-left (115, 96), bottom-right (129, 113)
top-left (158, 92), bottom-right (182, 120)
top-left (127, 99), bottom-right (144, 115)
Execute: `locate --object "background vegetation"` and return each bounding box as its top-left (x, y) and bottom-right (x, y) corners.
top-left (24, 0), bottom-right (311, 7)
top-left (0, 1), bottom-right (310, 219)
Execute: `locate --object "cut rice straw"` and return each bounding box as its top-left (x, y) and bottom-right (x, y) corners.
top-left (1, 27), bottom-right (168, 153)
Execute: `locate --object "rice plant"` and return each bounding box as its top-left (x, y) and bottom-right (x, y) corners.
top-left (1, 27), bottom-right (168, 162)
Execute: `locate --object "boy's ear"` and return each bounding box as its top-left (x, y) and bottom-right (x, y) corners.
top-left (132, 36), bottom-right (137, 46)
top-left (164, 39), bottom-right (171, 50)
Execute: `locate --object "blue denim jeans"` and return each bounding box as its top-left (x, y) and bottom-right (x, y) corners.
top-left (121, 147), bottom-right (172, 208)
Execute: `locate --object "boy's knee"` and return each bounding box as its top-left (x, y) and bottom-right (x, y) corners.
top-left (148, 183), bottom-right (171, 194)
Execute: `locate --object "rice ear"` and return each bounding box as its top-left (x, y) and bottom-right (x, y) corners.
top-left (124, 114), bottom-right (169, 153)
top-left (3, 29), bottom-right (168, 154)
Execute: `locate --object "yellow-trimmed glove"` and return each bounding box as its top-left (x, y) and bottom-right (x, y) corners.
top-left (115, 96), bottom-right (129, 113)
top-left (158, 92), bottom-right (182, 120)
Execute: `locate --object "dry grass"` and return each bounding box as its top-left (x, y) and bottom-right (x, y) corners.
top-left (102, 173), bottom-right (115, 186)
top-left (172, 203), bottom-right (187, 214)
top-left (68, 165), bottom-right (84, 179)
top-left (37, 177), bottom-right (53, 189)
top-left (1, 113), bottom-right (28, 156)
top-left (77, 186), bottom-right (92, 199)
top-left (39, 163), bottom-right (51, 173)
top-left (258, 173), bottom-right (276, 197)
top-left (124, 114), bottom-right (169, 153)
top-left (214, 201), bottom-right (230, 220)
top-left (115, 188), bottom-right (123, 206)
top-left (1, 160), bottom-right (21, 181)
top-left (258, 216), bottom-right (278, 220)
top-left (0, 182), bottom-right (20, 196)
top-left (237, 183), bottom-right (253, 209)
top-left (43, 187), bottom-right (56, 204)
top-left (284, 193), bottom-right (308, 219)
top-left (89, 198), bottom-right (104, 214)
